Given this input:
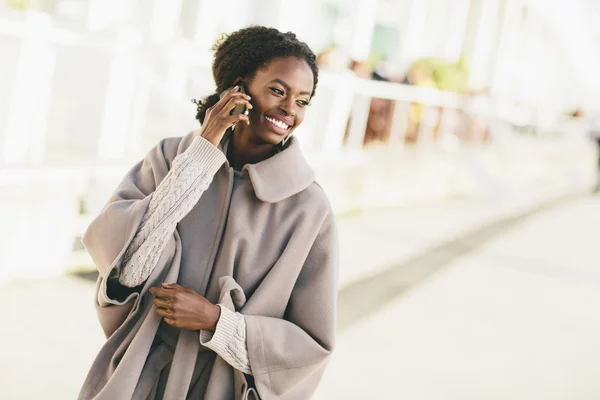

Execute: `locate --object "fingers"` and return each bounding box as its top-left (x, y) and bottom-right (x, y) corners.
top-left (156, 307), bottom-right (172, 318)
top-left (160, 283), bottom-right (198, 295)
top-left (151, 287), bottom-right (175, 319)
top-left (152, 297), bottom-right (171, 309)
top-left (220, 96), bottom-right (253, 119)
top-left (150, 285), bottom-right (181, 326)
top-left (200, 87), bottom-right (252, 145)
top-left (161, 282), bottom-right (184, 290)
top-left (204, 95), bottom-right (252, 130)
top-left (234, 113), bottom-right (250, 126)
top-left (212, 88), bottom-right (251, 115)
top-left (149, 287), bottom-right (175, 299)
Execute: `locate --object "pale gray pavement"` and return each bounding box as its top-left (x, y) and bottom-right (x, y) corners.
top-left (3, 194), bottom-right (600, 399)
top-left (316, 194), bottom-right (600, 399)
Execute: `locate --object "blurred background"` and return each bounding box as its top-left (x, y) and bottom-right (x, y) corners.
top-left (2, 0), bottom-right (600, 398)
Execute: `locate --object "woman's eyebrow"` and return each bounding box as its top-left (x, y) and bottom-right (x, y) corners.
top-left (269, 78), bottom-right (312, 96)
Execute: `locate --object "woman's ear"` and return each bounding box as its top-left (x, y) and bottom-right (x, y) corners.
top-left (232, 78), bottom-right (248, 95)
top-left (232, 77), bottom-right (244, 87)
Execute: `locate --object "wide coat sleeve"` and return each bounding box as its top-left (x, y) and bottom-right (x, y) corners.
top-left (244, 211), bottom-right (339, 399)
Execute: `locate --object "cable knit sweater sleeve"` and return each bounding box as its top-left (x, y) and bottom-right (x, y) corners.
top-left (117, 136), bottom-right (226, 287)
top-left (200, 305), bottom-right (253, 375)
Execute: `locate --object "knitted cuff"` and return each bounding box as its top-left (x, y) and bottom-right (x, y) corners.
top-left (199, 305), bottom-right (252, 374)
top-left (173, 136), bottom-right (226, 174)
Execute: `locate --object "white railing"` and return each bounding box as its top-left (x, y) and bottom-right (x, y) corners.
top-left (0, 10), bottom-right (553, 170)
top-left (302, 71), bottom-right (490, 153)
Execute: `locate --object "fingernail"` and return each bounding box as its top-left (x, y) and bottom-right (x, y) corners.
top-left (162, 282), bottom-right (170, 287)
top-left (248, 104), bottom-right (253, 109)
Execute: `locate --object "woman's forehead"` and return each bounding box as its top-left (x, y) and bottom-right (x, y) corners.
top-left (253, 57), bottom-right (314, 93)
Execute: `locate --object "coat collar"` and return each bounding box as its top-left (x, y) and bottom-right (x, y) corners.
top-left (219, 132), bottom-right (315, 203)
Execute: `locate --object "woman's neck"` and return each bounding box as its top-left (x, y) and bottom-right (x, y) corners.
top-left (227, 128), bottom-right (277, 171)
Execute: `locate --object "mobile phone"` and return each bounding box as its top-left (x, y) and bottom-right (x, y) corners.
top-left (220, 80), bottom-right (249, 116)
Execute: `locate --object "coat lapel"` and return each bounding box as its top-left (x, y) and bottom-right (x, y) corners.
top-left (219, 132), bottom-right (316, 203)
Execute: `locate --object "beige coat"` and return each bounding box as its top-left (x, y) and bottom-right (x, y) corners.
top-left (79, 131), bottom-right (338, 399)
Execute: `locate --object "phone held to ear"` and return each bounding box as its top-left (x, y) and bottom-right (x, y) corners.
top-left (220, 80), bottom-right (249, 116)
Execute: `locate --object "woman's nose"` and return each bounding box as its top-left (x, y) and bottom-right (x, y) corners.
top-left (279, 99), bottom-right (295, 116)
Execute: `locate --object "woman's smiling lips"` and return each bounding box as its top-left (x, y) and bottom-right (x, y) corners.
top-left (264, 114), bottom-right (293, 135)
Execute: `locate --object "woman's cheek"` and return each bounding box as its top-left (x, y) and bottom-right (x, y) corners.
top-left (294, 111), bottom-right (304, 127)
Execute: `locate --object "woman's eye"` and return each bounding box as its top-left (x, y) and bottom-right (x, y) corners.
top-left (270, 87), bottom-right (284, 96)
top-left (297, 100), bottom-right (309, 107)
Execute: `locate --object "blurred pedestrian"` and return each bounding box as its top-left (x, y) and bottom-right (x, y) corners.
top-left (364, 61), bottom-right (394, 145)
top-left (78, 26), bottom-right (338, 400)
top-left (349, 59), bottom-right (372, 78)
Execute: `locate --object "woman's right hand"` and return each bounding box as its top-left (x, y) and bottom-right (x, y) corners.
top-left (198, 86), bottom-right (253, 147)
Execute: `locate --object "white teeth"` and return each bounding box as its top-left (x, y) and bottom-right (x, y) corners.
top-left (266, 116), bottom-right (289, 130)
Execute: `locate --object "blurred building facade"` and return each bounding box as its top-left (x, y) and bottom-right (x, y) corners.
top-left (1, 0), bottom-right (599, 166)
top-left (0, 0), bottom-right (598, 281)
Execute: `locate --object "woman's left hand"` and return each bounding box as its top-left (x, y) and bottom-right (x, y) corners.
top-left (149, 283), bottom-right (221, 331)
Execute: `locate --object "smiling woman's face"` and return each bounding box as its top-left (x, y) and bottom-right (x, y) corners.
top-left (241, 56), bottom-right (314, 146)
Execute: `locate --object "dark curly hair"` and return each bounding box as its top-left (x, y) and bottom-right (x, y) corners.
top-left (193, 26), bottom-right (319, 124)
